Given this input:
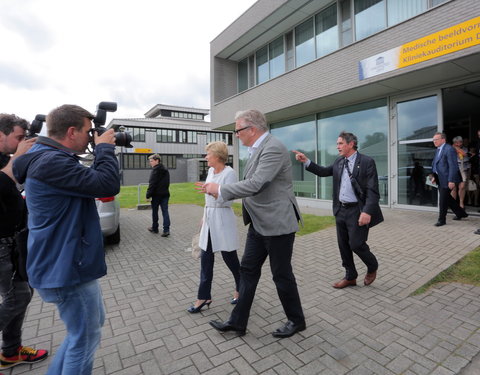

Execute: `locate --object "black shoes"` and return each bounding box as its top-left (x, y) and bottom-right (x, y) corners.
top-left (161, 232), bottom-right (170, 237)
top-left (453, 213), bottom-right (469, 220)
top-left (187, 300), bottom-right (211, 314)
top-left (147, 227), bottom-right (159, 233)
top-left (434, 221), bottom-right (446, 227)
top-left (272, 320), bottom-right (306, 338)
top-left (209, 320), bottom-right (246, 336)
top-left (474, 229), bottom-right (480, 235)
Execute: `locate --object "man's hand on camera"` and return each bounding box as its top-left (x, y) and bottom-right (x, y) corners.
top-left (94, 128), bottom-right (116, 145)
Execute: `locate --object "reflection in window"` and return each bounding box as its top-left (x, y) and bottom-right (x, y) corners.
top-left (318, 99), bottom-right (388, 204)
top-left (295, 18), bottom-right (315, 67)
top-left (354, 0), bottom-right (386, 40)
top-left (269, 36), bottom-right (285, 79)
top-left (388, 0), bottom-right (426, 26)
top-left (340, 0), bottom-right (353, 47)
top-left (397, 96), bottom-right (437, 141)
top-left (316, 4), bottom-right (338, 58)
top-left (397, 143), bottom-right (437, 206)
top-left (256, 46), bottom-right (269, 84)
top-left (271, 116), bottom-right (316, 198)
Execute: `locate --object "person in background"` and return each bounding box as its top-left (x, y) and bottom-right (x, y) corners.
top-left (188, 141), bottom-right (240, 313)
top-left (146, 154), bottom-right (171, 237)
top-left (293, 131), bottom-right (383, 289)
top-left (202, 109), bottom-right (305, 339)
top-left (13, 105), bottom-right (120, 375)
top-left (431, 132), bottom-right (468, 226)
top-left (451, 136), bottom-right (470, 209)
top-left (0, 114), bottom-right (48, 372)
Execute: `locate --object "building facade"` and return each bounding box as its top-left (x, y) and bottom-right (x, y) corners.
top-left (210, 0), bottom-right (480, 212)
top-left (108, 104), bottom-right (234, 186)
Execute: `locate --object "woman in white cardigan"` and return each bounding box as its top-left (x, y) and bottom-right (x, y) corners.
top-left (188, 142), bottom-right (241, 313)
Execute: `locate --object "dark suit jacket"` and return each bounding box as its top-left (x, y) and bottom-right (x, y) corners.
top-left (432, 143), bottom-right (461, 188)
top-left (306, 152), bottom-right (384, 228)
top-left (146, 163), bottom-right (170, 198)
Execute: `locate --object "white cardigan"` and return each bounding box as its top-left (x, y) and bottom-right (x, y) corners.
top-left (198, 166), bottom-right (239, 252)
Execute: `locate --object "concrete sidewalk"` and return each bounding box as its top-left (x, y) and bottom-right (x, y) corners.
top-left (10, 205), bottom-right (480, 374)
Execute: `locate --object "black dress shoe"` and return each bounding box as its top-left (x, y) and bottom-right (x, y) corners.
top-left (474, 229), bottom-right (480, 235)
top-left (434, 221), bottom-right (446, 227)
top-left (272, 320), bottom-right (306, 338)
top-left (209, 320), bottom-right (246, 336)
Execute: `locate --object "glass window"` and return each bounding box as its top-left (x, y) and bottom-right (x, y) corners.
top-left (397, 96), bottom-right (437, 141)
top-left (355, 0), bottom-right (386, 40)
top-left (285, 31), bottom-right (295, 71)
top-left (295, 18), bottom-right (315, 67)
top-left (431, 0), bottom-right (448, 6)
top-left (269, 36), bottom-right (285, 79)
top-left (317, 99), bottom-right (388, 204)
top-left (388, 0), bottom-right (425, 26)
top-left (315, 4), bottom-right (339, 58)
top-left (238, 59), bottom-right (248, 92)
top-left (127, 127), bottom-right (145, 142)
top-left (256, 46), bottom-right (269, 84)
top-left (271, 116), bottom-right (317, 198)
top-left (248, 55), bottom-right (255, 88)
top-left (340, 0), bottom-right (353, 46)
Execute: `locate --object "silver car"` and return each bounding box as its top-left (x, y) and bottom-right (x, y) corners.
top-left (96, 196), bottom-right (120, 244)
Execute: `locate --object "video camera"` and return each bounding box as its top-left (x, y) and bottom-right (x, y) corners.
top-left (92, 101), bottom-right (132, 148)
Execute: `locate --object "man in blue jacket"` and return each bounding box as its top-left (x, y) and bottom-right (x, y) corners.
top-left (430, 132), bottom-right (468, 226)
top-left (13, 104), bottom-right (120, 375)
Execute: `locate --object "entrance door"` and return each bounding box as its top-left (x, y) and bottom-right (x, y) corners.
top-left (391, 93), bottom-right (441, 208)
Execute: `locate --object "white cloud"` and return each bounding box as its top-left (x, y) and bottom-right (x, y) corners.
top-left (0, 0), bottom-right (256, 123)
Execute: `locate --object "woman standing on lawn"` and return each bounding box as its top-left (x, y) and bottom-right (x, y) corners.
top-left (188, 142), bottom-right (241, 313)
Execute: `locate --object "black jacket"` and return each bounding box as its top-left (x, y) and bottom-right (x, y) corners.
top-left (306, 152), bottom-right (383, 228)
top-left (146, 163), bottom-right (170, 198)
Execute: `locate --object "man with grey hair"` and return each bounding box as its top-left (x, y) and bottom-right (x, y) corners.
top-left (202, 109), bottom-right (306, 338)
top-left (146, 153), bottom-right (170, 236)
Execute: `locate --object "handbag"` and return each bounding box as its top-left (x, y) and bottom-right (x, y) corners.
top-left (468, 179), bottom-right (477, 191)
top-left (191, 232), bottom-right (202, 260)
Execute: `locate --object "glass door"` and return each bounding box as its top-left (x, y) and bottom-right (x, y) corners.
top-left (391, 93), bottom-right (441, 208)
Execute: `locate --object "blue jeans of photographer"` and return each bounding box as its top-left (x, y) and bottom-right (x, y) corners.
top-left (0, 242), bottom-right (32, 356)
top-left (37, 279), bottom-right (105, 375)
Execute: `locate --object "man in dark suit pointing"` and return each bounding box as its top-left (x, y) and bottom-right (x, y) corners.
top-left (293, 131), bottom-right (383, 289)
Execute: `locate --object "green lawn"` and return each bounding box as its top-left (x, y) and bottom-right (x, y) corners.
top-left (118, 183), bottom-right (335, 236)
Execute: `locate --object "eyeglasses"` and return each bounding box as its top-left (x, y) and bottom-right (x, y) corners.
top-left (233, 126), bottom-right (251, 134)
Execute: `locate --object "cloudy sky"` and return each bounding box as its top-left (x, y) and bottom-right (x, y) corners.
top-left (0, 0), bottom-right (257, 124)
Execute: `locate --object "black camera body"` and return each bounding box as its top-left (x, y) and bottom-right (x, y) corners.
top-left (92, 102), bottom-right (133, 148)
top-left (26, 114), bottom-right (46, 139)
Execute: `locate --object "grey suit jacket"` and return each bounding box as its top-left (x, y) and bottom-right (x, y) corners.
top-left (221, 134), bottom-right (302, 236)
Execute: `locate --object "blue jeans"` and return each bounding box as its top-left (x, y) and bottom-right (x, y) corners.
top-left (37, 280), bottom-right (105, 375)
top-left (0, 243), bottom-right (33, 356)
top-left (151, 195), bottom-right (170, 232)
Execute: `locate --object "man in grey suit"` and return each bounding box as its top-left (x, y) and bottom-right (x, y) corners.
top-left (430, 132), bottom-right (467, 226)
top-left (293, 132), bottom-right (383, 289)
top-left (202, 109), bottom-right (305, 338)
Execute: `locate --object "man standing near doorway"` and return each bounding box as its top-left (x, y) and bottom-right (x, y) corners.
top-left (293, 131), bottom-right (383, 289)
top-left (431, 132), bottom-right (468, 226)
top-left (146, 154), bottom-right (171, 237)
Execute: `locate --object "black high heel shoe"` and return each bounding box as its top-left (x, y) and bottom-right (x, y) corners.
top-left (187, 300), bottom-right (212, 313)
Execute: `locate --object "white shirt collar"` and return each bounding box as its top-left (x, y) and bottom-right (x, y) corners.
top-left (248, 132), bottom-right (268, 156)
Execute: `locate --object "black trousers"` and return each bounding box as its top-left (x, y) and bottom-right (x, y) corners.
top-left (438, 186), bottom-right (466, 223)
top-left (335, 205), bottom-right (378, 281)
top-left (229, 225), bottom-right (305, 329)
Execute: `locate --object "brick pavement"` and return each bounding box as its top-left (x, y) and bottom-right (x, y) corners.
top-left (8, 205), bottom-right (480, 375)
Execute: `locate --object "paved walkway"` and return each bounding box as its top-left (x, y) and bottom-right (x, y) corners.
top-left (9, 205), bottom-right (480, 375)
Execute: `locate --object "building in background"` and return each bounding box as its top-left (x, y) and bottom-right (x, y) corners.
top-left (108, 104), bottom-right (233, 186)
top-left (211, 0), bottom-right (480, 213)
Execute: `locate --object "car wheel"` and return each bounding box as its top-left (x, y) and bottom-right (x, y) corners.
top-left (106, 225), bottom-right (120, 245)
